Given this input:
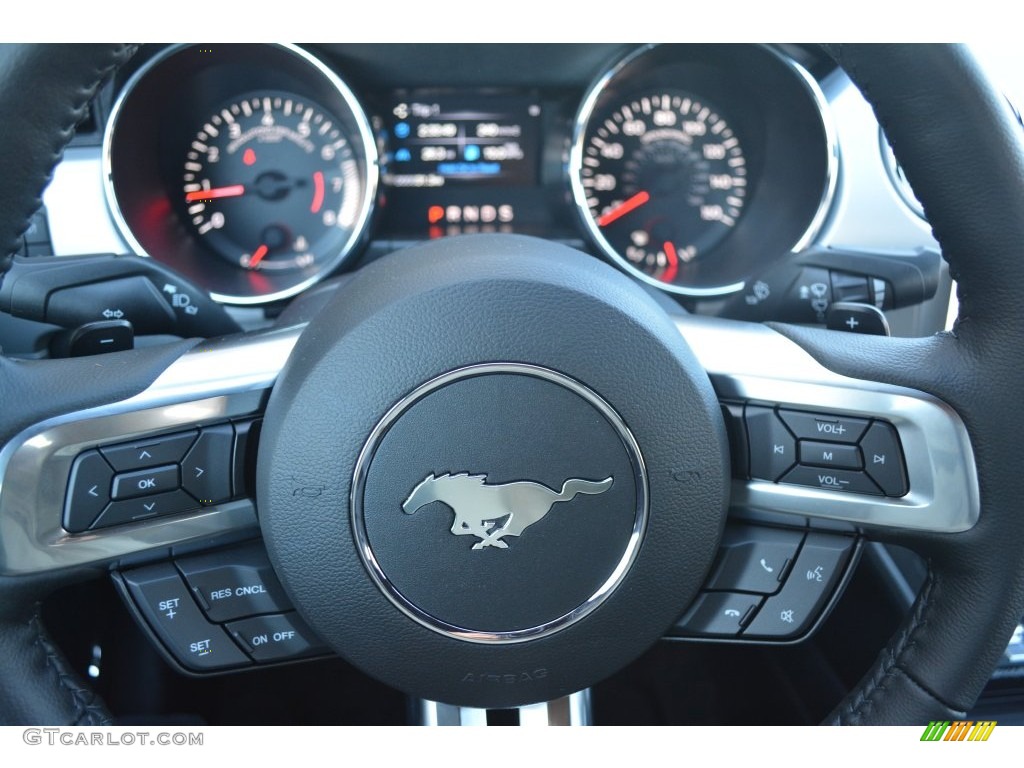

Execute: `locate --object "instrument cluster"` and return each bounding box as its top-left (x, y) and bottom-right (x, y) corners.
top-left (103, 44), bottom-right (835, 306)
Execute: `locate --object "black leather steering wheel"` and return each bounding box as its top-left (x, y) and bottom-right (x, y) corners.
top-left (1, 43), bottom-right (1022, 726)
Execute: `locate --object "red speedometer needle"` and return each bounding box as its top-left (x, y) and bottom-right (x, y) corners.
top-left (597, 190), bottom-right (650, 228)
top-left (662, 241), bottom-right (679, 283)
top-left (248, 244), bottom-right (269, 269)
top-left (185, 184), bottom-right (245, 203)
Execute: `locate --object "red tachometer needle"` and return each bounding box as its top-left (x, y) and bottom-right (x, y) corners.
top-left (597, 190), bottom-right (650, 228)
top-left (310, 171), bottom-right (325, 214)
top-left (248, 244), bottom-right (269, 269)
top-left (185, 184), bottom-right (245, 203)
top-left (662, 241), bottom-right (679, 283)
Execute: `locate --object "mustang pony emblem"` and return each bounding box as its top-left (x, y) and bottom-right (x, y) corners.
top-left (402, 473), bottom-right (614, 550)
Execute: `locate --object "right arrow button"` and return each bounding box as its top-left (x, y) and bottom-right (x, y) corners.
top-left (859, 421), bottom-right (909, 497)
top-left (181, 424), bottom-right (234, 505)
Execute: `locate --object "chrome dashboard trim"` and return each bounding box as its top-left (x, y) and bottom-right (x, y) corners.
top-left (101, 43), bottom-right (379, 307)
top-left (0, 314), bottom-right (978, 576)
top-left (784, 49), bottom-right (840, 254)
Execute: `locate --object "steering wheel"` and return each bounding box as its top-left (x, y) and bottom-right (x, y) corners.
top-left (1, 43), bottom-right (1022, 726)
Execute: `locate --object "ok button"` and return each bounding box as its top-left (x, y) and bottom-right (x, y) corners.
top-left (111, 464), bottom-right (180, 500)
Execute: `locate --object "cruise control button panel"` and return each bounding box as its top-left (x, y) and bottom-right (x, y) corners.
top-left (670, 524), bottom-right (858, 643)
top-left (63, 417), bottom-right (263, 534)
top-left (741, 403), bottom-right (908, 498)
top-left (115, 540), bottom-right (330, 674)
top-left (120, 562), bottom-right (251, 672)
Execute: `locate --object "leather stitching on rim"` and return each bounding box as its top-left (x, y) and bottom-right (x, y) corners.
top-left (830, 570), bottom-right (963, 724)
top-left (29, 609), bottom-right (111, 726)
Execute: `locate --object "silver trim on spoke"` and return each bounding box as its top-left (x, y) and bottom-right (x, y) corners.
top-left (675, 314), bottom-right (979, 533)
top-left (0, 312), bottom-right (979, 577)
top-left (0, 326), bottom-right (300, 576)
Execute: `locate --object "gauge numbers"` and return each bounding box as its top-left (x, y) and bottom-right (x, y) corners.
top-left (578, 92), bottom-right (747, 286)
top-left (182, 92), bottom-right (362, 272)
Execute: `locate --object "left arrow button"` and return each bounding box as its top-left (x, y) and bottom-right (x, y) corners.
top-left (64, 450), bottom-right (114, 532)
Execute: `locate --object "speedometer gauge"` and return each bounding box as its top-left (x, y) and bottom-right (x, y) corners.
top-left (571, 44), bottom-right (837, 298)
top-left (578, 92), bottom-right (747, 284)
top-left (182, 93), bottom-right (361, 272)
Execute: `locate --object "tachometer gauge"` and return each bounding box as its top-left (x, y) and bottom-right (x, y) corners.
top-left (578, 92), bottom-right (747, 284)
top-left (182, 92), bottom-right (361, 272)
top-left (104, 44), bottom-right (377, 305)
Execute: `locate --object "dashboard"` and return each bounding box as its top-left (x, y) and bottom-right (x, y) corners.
top-left (7, 42), bottom-right (1024, 726)
top-left (26, 43), bottom-right (952, 344)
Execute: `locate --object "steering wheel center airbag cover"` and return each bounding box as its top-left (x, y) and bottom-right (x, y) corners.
top-left (257, 234), bottom-right (729, 707)
top-left (354, 363), bottom-right (646, 642)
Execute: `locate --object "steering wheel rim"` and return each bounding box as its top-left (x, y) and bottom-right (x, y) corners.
top-left (0, 42), bottom-right (1022, 725)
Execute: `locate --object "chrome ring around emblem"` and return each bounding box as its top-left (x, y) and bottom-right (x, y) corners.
top-left (350, 363), bottom-right (649, 644)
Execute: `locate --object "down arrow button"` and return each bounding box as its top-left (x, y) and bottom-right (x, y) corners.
top-left (181, 424), bottom-right (233, 505)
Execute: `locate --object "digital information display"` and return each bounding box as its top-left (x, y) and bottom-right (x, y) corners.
top-left (383, 93), bottom-right (541, 189)
top-left (378, 91), bottom-right (570, 239)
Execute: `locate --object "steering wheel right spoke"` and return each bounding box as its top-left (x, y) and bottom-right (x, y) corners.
top-left (675, 313), bottom-right (978, 535)
top-left (666, 312), bottom-right (978, 645)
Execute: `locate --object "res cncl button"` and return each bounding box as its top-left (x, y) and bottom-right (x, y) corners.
top-left (176, 542), bottom-right (291, 623)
